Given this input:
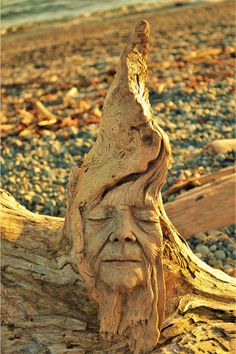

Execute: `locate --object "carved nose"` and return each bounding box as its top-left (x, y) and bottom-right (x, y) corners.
top-left (109, 233), bottom-right (136, 243)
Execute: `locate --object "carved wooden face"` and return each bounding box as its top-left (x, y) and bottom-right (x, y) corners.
top-left (83, 185), bottom-right (163, 292)
top-left (81, 184), bottom-right (164, 352)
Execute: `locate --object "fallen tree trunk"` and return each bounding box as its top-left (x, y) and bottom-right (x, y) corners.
top-left (1, 188), bottom-right (236, 353)
top-left (1, 20), bottom-right (235, 354)
top-left (165, 166), bottom-right (235, 238)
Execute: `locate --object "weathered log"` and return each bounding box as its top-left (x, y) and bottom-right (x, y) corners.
top-left (164, 165), bottom-right (235, 196)
top-left (165, 166), bottom-right (236, 238)
top-left (206, 139), bottom-right (236, 154)
top-left (1, 20), bottom-right (236, 354)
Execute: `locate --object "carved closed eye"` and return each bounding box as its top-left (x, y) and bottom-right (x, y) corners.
top-left (86, 207), bottom-right (114, 223)
top-left (132, 208), bottom-right (159, 224)
top-left (87, 216), bottom-right (112, 222)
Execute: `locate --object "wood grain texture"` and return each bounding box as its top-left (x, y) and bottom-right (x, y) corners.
top-left (165, 167), bottom-right (236, 238)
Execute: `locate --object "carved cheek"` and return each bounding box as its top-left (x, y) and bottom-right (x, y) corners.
top-left (133, 222), bottom-right (163, 263)
top-left (84, 220), bottom-right (115, 263)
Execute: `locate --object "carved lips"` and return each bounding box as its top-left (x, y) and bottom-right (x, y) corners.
top-left (97, 242), bottom-right (144, 265)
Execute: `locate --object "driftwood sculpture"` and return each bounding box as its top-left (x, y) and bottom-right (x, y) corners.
top-left (1, 21), bottom-right (235, 354)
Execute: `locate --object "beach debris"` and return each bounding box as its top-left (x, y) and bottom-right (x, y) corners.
top-left (165, 166), bottom-right (235, 238)
top-left (38, 118), bottom-right (58, 126)
top-left (19, 109), bottom-right (35, 125)
top-left (183, 46), bottom-right (236, 61)
top-left (206, 139), bottom-right (236, 154)
top-left (18, 125), bottom-right (36, 138)
top-left (1, 124), bottom-right (22, 138)
top-left (35, 100), bottom-right (57, 120)
top-left (66, 87), bottom-right (79, 98)
top-left (164, 165), bottom-right (235, 196)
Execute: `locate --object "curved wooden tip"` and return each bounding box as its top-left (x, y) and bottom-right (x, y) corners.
top-left (113, 20), bottom-right (150, 101)
top-left (122, 19), bottom-right (150, 60)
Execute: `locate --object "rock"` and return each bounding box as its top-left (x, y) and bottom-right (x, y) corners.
top-left (195, 245), bottom-right (209, 257)
top-left (224, 265), bottom-right (234, 272)
top-left (232, 250), bottom-right (236, 260)
top-left (194, 252), bottom-right (203, 260)
top-left (32, 195), bottom-right (43, 204)
top-left (195, 232), bottom-right (206, 241)
top-left (34, 184), bottom-right (42, 193)
top-left (216, 154), bottom-right (225, 162)
top-left (206, 93), bottom-right (216, 101)
top-left (66, 87), bottom-right (79, 98)
top-left (68, 126), bottom-right (79, 137)
top-left (227, 244), bottom-right (235, 252)
top-left (208, 257), bottom-right (217, 267)
top-left (209, 245), bottom-right (217, 252)
top-left (214, 250), bottom-right (226, 260)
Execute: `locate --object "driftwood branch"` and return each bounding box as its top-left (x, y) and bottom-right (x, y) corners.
top-left (1, 20), bottom-right (235, 354)
top-left (165, 166), bottom-right (236, 238)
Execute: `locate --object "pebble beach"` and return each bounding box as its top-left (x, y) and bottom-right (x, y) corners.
top-left (1, 0), bottom-right (235, 275)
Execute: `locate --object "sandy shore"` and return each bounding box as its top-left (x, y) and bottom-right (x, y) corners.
top-left (2, 1), bottom-right (235, 65)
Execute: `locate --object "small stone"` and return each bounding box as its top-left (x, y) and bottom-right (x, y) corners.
top-left (9, 176), bottom-right (16, 184)
top-left (208, 257), bottom-right (217, 267)
top-left (34, 184), bottom-right (41, 193)
top-left (232, 250), bottom-right (236, 260)
top-left (223, 265), bottom-right (234, 275)
top-left (195, 245), bottom-right (209, 257)
top-left (51, 200), bottom-right (57, 208)
top-left (207, 93), bottom-right (216, 101)
top-left (183, 104), bottom-right (192, 113)
top-left (195, 232), bottom-right (206, 241)
top-left (32, 195), bottom-right (43, 204)
top-left (227, 268), bottom-right (235, 277)
top-left (201, 160), bottom-right (208, 167)
top-left (215, 259), bottom-right (223, 267)
top-left (214, 250), bottom-right (226, 260)
top-left (207, 229), bottom-right (219, 236)
top-left (227, 244), bottom-right (235, 252)
top-left (216, 154), bottom-right (225, 162)
top-left (14, 140), bottom-right (23, 147)
top-left (194, 252), bottom-right (203, 260)
top-left (188, 145), bottom-right (195, 151)
top-left (24, 193), bottom-right (34, 202)
top-left (66, 87), bottom-right (79, 98)
top-left (167, 195), bottom-right (176, 202)
top-left (209, 245), bottom-right (217, 251)
top-left (75, 138), bottom-right (84, 146)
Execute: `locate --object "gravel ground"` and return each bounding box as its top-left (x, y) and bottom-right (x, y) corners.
top-left (1, 0), bottom-right (235, 275)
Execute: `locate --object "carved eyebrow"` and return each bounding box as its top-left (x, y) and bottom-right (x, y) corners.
top-left (85, 207), bottom-right (114, 219)
top-left (132, 207), bottom-right (159, 221)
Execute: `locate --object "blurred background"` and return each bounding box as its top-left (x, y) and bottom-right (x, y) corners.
top-left (1, 0), bottom-right (235, 275)
top-left (2, 0), bottom-right (216, 28)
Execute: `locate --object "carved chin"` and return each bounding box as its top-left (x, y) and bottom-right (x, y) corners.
top-left (96, 263), bottom-right (160, 354)
top-left (98, 261), bottom-right (145, 291)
